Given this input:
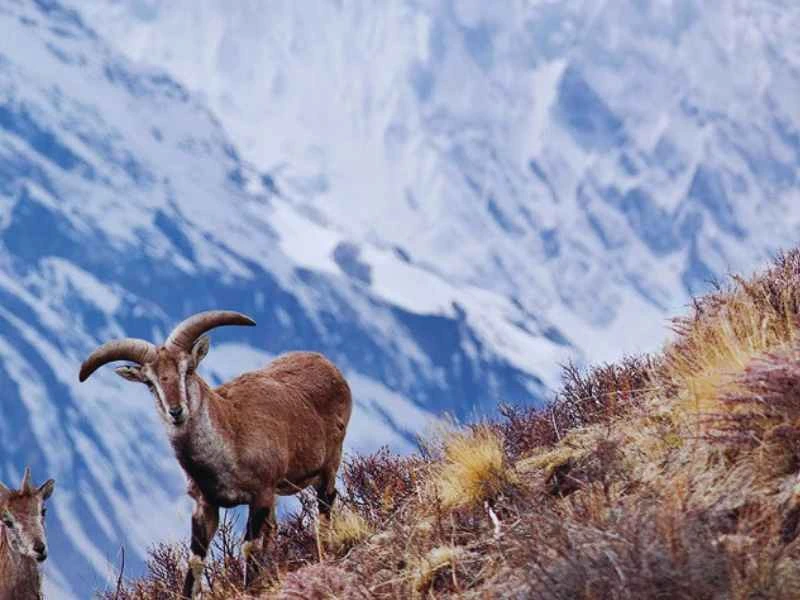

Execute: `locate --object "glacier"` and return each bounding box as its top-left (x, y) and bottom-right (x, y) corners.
top-left (0, 0), bottom-right (797, 598)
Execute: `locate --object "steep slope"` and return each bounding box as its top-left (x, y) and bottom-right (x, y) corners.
top-left (0, 2), bottom-right (572, 597)
top-left (80, 0), bottom-right (800, 360)
top-left (110, 250), bottom-right (800, 600)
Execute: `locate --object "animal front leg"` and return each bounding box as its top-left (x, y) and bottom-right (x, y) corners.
top-left (182, 498), bottom-right (219, 599)
top-left (243, 498), bottom-right (276, 589)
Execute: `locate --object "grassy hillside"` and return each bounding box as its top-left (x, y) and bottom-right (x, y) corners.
top-left (103, 251), bottom-right (800, 599)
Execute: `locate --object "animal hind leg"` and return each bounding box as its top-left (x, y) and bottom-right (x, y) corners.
top-left (315, 462), bottom-right (340, 520)
top-left (243, 495), bottom-right (276, 589)
top-left (314, 465), bottom-right (341, 560)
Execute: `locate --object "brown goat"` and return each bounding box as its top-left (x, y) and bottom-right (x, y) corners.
top-left (79, 311), bottom-right (352, 598)
top-left (0, 468), bottom-right (55, 600)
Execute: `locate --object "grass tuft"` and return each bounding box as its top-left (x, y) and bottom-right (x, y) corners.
top-left (665, 251), bottom-right (800, 417)
top-left (323, 505), bottom-right (372, 554)
top-left (433, 426), bottom-right (511, 510)
top-left (411, 545), bottom-right (466, 594)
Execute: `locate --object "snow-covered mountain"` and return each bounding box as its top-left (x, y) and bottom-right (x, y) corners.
top-left (80, 0), bottom-right (800, 360)
top-left (0, 1), bottom-right (564, 597)
top-left (0, 0), bottom-right (797, 598)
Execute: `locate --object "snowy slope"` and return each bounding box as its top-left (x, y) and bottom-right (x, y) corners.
top-left (81, 0), bottom-right (800, 363)
top-left (0, 2), bottom-right (574, 597)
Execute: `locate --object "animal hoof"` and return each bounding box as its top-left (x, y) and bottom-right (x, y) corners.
top-left (242, 540), bottom-right (256, 559)
top-left (189, 554), bottom-right (205, 581)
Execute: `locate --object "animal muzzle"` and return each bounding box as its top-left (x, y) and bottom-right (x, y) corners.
top-left (168, 406), bottom-right (186, 424)
top-left (33, 540), bottom-right (47, 562)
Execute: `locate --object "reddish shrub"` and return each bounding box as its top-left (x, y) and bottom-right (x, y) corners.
top-left (709, 342), bottom-right (800, 475)
top-left (340, 447), bottom-right (426, 523)
top-left (558, 356), bottom-right (655, 428)
top-left (495, 356), bottom-right (655, 460)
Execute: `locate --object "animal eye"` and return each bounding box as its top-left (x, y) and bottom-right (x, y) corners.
top-left (2, 518), bottom-right (13, 528)
top-left (41, 508), bottom-right (47, 517)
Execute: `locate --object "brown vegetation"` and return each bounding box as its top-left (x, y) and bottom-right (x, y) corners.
top-left (102, 250), bottom-right (800, 599)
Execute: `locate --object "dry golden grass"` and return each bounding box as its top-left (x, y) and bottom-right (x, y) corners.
top-left (516, 436), bottom-right (589, 474)
top-left (665, 259), bottom-right (800, 419)
top-left (323, 505), bottom-right (372, 554)
top-left (432, 426), bottom-right (512, 509)
top-left (410, 545), bottom-right (466, 595)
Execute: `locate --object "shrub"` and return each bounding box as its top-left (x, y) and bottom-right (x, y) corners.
top-left (496, 355), bottom-right (655, 461)
top-left (340, 446), bottom-right (425, 524)
top-left (558, 355), bottom-right (656, 427)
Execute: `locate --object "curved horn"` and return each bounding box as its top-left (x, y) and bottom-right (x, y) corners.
top-left (79, 339), bottom-right (157, 382)
top-left (166, 310), bottom-right (256, 351)
top-left (20, 467), bottom-right (32, 493)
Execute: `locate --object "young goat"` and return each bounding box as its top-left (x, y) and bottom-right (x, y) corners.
top-left (0, 468), bottom-right (55, 600)
top-left (79, 311), bottom-right (352, 598)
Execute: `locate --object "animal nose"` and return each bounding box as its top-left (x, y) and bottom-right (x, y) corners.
top-left (34, 541), bottom-right (47, 561)
top-left (169, 407), bottom-right (184, 419)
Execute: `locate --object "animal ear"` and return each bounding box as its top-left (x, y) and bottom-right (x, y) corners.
top-left (114, 365), bottom-right (146, 383)
top-left (38, 479), bottom-right (55, 501)
top-left (191, 335), bottom-right (210, 366)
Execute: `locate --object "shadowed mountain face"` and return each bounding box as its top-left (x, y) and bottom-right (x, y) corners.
top-left (1, 1), bottom-right (799, 598)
